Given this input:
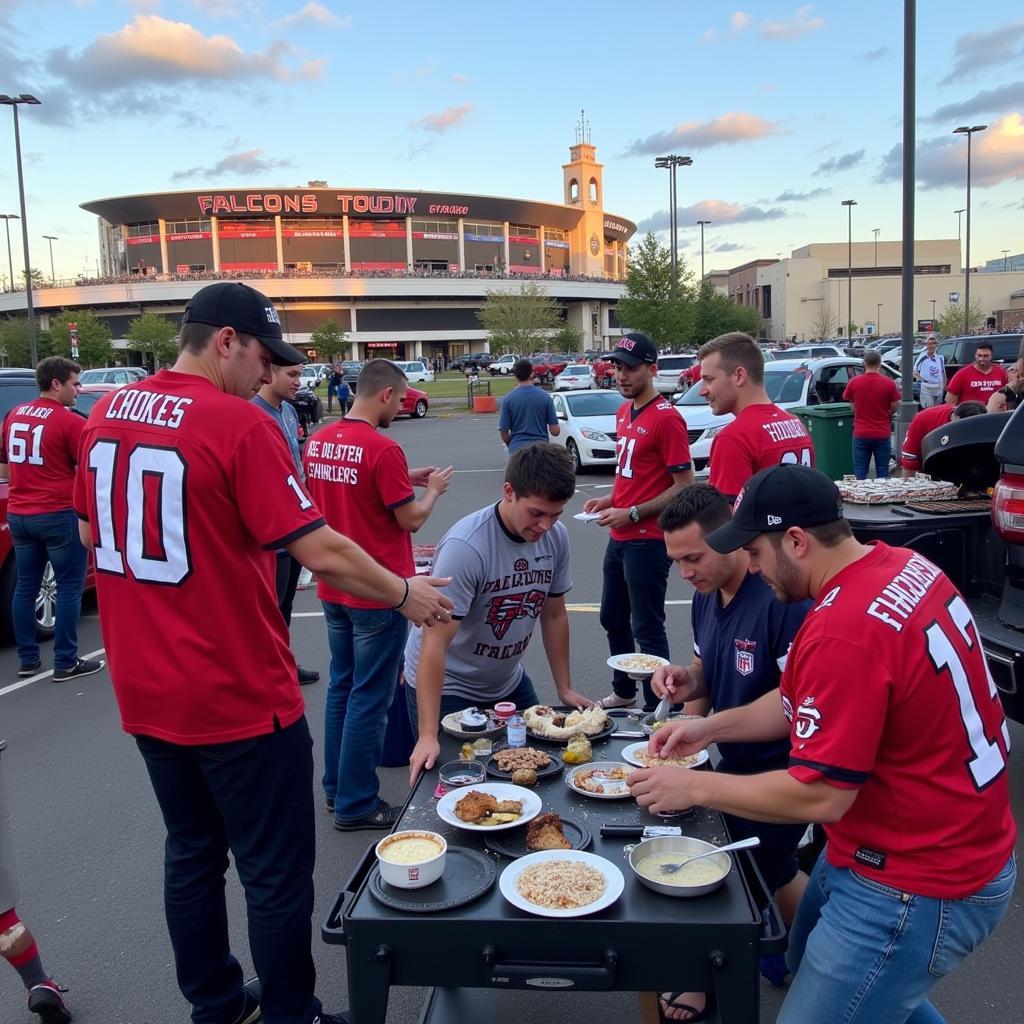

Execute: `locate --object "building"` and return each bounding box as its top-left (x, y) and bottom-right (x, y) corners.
top-left (982, 253), bottom-right (1024, 274)
top-left (0, 133), bottom-right (635, 363)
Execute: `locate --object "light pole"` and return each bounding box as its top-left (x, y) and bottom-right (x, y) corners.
top-left (0, 214), bottom-right (17, 293)
top-left (954, 208), bottom-right (966, 242)
top-left (655, 154), bottom-right (693, 293)
top-left (1003, 249), bottom-right (1011, 272)
top-left (696, 219), bottom-right (711, 281)
top-left (877, 302), bottom-right (883, 335)
top-left (872, 227), bottom-right (880, 267)
top-left (42, 234), bottom-right (57, 284)
top-left (841, 199), bottom-right (857, 337)
top-left (953, 125), bottom-right (987, 333)
top-left (931, 298), bottom-right (936, 324)
top-left (0, 94), bottom-right (41, 364)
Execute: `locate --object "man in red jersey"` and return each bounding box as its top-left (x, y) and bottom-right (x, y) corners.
top-left (0, 357), bottom-right (102, 682)
top-left (582, 332), bottom-right (693, 709)
top-left (842, 350), bottom-right (900, 479)
top-left (304, 359), bottom-right (452, 831)
top-left (73, 282), bottom-right (452, 1024)
top-left (900, 400), bottom-right (986, 477)
top-left (945, 340), bottom-right (1007, 405)
top-left (698, 332), bottom-right (814, 502)
top-left (630, 465), bottom-right (1015, 1024)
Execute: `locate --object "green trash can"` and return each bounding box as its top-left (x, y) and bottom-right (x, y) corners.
top-left (790, 402), bottom-right (855, 480)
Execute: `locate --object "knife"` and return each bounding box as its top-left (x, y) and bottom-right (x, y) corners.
top-left (600, 824), bottom-right (684, 837)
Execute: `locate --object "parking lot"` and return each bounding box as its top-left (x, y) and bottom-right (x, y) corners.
top-left (1, 410), bottom-right (1023, 1023)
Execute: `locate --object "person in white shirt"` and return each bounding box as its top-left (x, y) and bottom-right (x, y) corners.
top-left (913, 336), bottom-right (946, 408)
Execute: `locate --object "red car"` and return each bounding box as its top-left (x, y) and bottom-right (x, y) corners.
top-left (593, 358), bottom-right (618, 388)
top-left (398, 385), bottom-right (429, 419)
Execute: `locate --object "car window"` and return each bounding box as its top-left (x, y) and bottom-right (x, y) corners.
top-left (568, 366), bottom-right (590, 375)
top-left (656, 355), bottom-right (694, 372)
top-left (0, 384), bottom-right (44, 419)
top-left (992, 339), bottom-right (1022, 362)
top-left (935, 341), bottom-right (957, 364)
top-left (566, 392), bottom-right (623, 416)
top-left (813, 365), bottom-right (856, 403)
top-left (676, 385), bottom-right (710, 407)
top-left (552, 395), bottom-right (565, 416)
top-left (764, 369), bottom-right (810, 404)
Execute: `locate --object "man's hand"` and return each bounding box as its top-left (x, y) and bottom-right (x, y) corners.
top-left (649, 716), bottom-right (713, 759)
top-left (596, 506), bottom-right (631, 530)
top-left (409, 466), bottom-right (439, 488)
top-left (583, 494), bottom-right (612, 514)
top-left (399, 575), bottom-right (454, 627)
top-left (651, 664), bottom-right (698, 702)
top-left (426, 466), bottom-right (454, 496)
top-left (628, 765), bottom-right (699, 815)
top-left (556, 687), bottom-right (595, 709)
top-left (409, 734), bottom-right (440, 786)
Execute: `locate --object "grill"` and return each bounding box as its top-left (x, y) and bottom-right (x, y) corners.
top-left (905, 497), bottom-right (993, 515)
top-left (687, 429), bottom-right (703, 444)
top-left (323, 729), bottom-right (783, 1023)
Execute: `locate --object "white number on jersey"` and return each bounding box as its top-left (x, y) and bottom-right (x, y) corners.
top-left (6, 422), bottom-right (45, 465)
top-left (780, 448), bottom-right (813, 468)
top-left (615, 436), bottom-right (637, 478)
top-left (87, 441), bottom-right (191, 585)
top-left (286, 473), bottom-right (313, 510)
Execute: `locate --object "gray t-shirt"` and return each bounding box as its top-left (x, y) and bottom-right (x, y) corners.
top-left (498, 384), bottom-right (558, 452)
top-left (404, 503), bottom-right (572, 702)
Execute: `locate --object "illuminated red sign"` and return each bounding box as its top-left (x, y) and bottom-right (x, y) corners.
top-left (198, 194), bottom-right (318, 216)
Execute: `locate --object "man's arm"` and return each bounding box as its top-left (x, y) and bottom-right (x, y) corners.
top-left (595, 469), bottom-right (693, 529)
top-left (539, 594), bottom-right (592, 707)
top-left (546, 395), bottom-right (560, 438)
top-left (392, 466), bottom-right (453, 533)
top-left (408, 617), bottom-right (461, 784)
top-left (499, 428), bottom-right (511, 445)
top-left (944, 390), bottom-right (957, 405)
top-left (548, 423), bottom-right (560, 437)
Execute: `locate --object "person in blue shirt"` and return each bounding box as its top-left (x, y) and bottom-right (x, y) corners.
top-left (498, 359), bottom-right (559, 452)
top-left (648, 483), bottom-right (810, 1023)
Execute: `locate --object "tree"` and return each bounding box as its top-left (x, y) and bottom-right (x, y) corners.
top-left (809, 304), bottom-right (839, 340)
top-left (125, 311), bottom-right (178, 369)
top-left (477, 282), bottom-right (562, 355)
top-left (615, 232), bottom-right (695, 348)
top-left (20, 268), bottom-right (45, 287)
top-left (692, 279), bottom-right (763, 345)
top-left (50, 309), bottom-right (114, 367)
top-left (935, 298), bottom-right (987, 337)
top-left (309, 319), bottom-right (348, 362)
top-left (550, 324), bottom-right (584, 353)
top-left (0, 316), bottom-right (53, 367)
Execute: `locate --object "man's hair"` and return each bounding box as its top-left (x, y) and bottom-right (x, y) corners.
top-left (696, 332), bottom-right (765, 385)
top-left (37, 356), bottom-right (81, 391)
top-left (505, 443), bottom-right (575, 502)
top-left (975, 342), bottom-right (993, 354)
top-left (768, 518), bottom-right (852, 550)
top-left (357, 358), bottom-right (407, 396)
top-left (864, 350), bottom-right (882, 368)
top-left (658, 483), bottom-right (732, 536)
top-left (952, 400), bottom-right (986, 419)
top-left (273, 363), bottom-right (303, 374)
top-left (512, 359), bottom-right (534, 382)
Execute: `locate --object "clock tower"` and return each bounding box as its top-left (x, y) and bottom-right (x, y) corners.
top-left (562, 111), bottom-right (606, 278)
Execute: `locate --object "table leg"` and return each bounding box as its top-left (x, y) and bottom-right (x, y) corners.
top-left (711, 950), bottom-right (760, 1023)
top-left (347, 953), bottom-right (392, 1024)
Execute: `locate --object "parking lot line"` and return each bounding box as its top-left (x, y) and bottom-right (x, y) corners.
top-left (0, 646), bottom-right (107, 696)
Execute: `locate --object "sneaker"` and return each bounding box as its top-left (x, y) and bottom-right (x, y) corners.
top-left (18, 660), bottom-right (42, 677)
top-left (297, 665), bottom-right (320, 685)
top-left (598, 691), bottom-right (636, 709)
top-left (27, 981), bottom-right (71, 1024)
top-left (233, 977), bottom-right (262, 1024)
top-left (313, 1014), bottom-right (350, 1024)
top-left (325, 798), bottom-right (335, 814)
top-left (52, 658), bottom-right (105, 683)
top-left (333, 802), bottom-right (400, 832)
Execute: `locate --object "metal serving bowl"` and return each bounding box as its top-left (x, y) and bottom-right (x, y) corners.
top-left (639, 712), bottom-right (702, 737)
top-left (627, 835), bottom-right (732, 898)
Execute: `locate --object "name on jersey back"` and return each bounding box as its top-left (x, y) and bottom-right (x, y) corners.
top-left (304, 438), bottom-right (364, 484)
top-left (866, 553), bottom-right (942, 632)
top-left (762, 418), bottom-right (807, 442)
top-left (13, 404), bottom-right (54, 420)
top-left (103, 389), bottom-right (193, 430)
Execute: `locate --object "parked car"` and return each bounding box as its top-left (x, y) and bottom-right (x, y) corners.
top-left (305, 362), bottom-right (331, 382)
top-left (341, 360), bottom-right (363, 393)
top-left (653, 354), bottom-right (697, 395)
top-left (298, 365), bottom-right (321, 389)
top-left (72, 383), bottom-right (122, 418)
top-left (392, 360), bottom-right (434, 384)
top-left (550, 389), bottom-right (624, 473)
top-left (397, 385), bottom-right (429, 419)
top-left (935, 332), bottom-right (1024, 379)
top-left (527, 354), bottom-right (569, 383)
top-left (775, 344), bottom-right (848, 360)
top-left (553, 364), bottom-right (596, 391)
top-left (593, 357), bottom-right (618, 388)
top-left (487, 353), bottom-right (520, 376)
top-left (448, 353), bottom-right (490, 373)
top-left (78, 367), bottom-right (148, 385)
top-left (289, 387), bottom-right (323, 437)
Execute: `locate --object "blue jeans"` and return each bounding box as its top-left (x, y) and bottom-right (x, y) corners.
top-left (600, 538), bottom-right (672, 707)
top-left (405, 670), bottom-right (540, 730)
top-left (780, 849), bottom-right (1016, 1024)
top-left (8, 509), bottom-right (87, 669)
top-left (136, 718), bottom-right (320, 1024)
top-left (853, 436), bottom-right (892, 480)
top-left (322, 601), bottom-right (409, 821)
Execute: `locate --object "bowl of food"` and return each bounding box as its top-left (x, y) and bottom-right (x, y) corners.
top-left (607, 653), bottom-right (670, 679)
top-left (439, 760), bottom-right (487, 788)
top-left (627, 835), bottom-right (732, 897)
top-left (640, 711), bottom-right (703, 737)
top-left (375, 830), bottom-right (448, 889)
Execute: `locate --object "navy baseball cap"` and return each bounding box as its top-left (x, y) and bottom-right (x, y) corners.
top-left (182, 282), bottom-right (305, 366)
top-left (608, 331), bottom-right (658, 367)
top-left (706, 465), bottom-right (843, 552)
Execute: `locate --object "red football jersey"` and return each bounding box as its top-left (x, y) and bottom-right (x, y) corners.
top-left (780, 542), bottom-right (1014, 898)
top-left (1, 398), bottom-right (85, 514)
top-left (899, 404), bottom-right (955, 471)
top-left (708, 404), bottom-right (814, 498)
top-left (946, 363), bottom-right (1007, 403)
top-left (73, 371), bottom-right (325, 745)
top-left (303, 418), bottom-right (415, 609)
top-left (842, 372), bottom-right (900, 438)
top-left (610, 396), bottom-right (691, 541)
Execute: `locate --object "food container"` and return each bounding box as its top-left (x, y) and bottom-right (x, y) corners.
top-left (438, 759), bottom-right (486, 788)
top-left (375, 830), bottom-right (448, 889)
top-left (494, 701), bottom-right (516, 720)
top-left (640, 711), bottom-right (703, 737)
top-left (627, 835), bottom-right (732, 898)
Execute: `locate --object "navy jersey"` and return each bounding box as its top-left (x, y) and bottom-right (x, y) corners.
top-left (692, 572), bottom-right (810, 772)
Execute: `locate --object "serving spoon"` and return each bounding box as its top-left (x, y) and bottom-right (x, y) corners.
top-left (656, 836), bottom-right (761, 874)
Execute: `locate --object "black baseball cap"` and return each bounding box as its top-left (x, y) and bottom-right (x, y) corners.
top-left (608, 331), bottom-right (658, 367)
top-left (182, 282), bottom-right (305, 365)
top-left (706, 465), bottom-right (843, 553)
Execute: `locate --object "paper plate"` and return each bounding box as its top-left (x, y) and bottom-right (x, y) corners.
top-left (564, 762), bottom-right (634, 800)
top-left (498, 849), bottom-right (624, 918)
top-left (619, 742), bottom-right (709, 770)
top-left (435, 782), bottom-right (542, 832)
top-left (607, 653), bottom-right (670, 679)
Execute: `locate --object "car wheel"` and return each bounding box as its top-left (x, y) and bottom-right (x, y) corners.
top-left (566, 439), bottom-right (585, 475)
top-left (412, 399), bottom-right (427, 418)
top-left (0, 556), bottom-right (57, 642)
top-left (545, 371), bottom-right (554, 383)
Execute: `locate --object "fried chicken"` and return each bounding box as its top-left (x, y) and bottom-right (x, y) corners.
top-left (454, 790), bottom-right (497, 822)
top-left (526, 813), bottom-right (572, 852)
top-left (494, 799), bottom-right (524, 814)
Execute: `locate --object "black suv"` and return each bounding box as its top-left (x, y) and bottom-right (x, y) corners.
top-left (935, 332), bottom-right (1023, 379)
top-left (448, 353), bottom-right (490, 373)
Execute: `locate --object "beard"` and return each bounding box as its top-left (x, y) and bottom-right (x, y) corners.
top-left (764, 548), bottom-right (806, 603)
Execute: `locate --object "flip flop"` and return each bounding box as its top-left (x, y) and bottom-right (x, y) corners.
top-left (658, 991), bottom-right (716, 1024)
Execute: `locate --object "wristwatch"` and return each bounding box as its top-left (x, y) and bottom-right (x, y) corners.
top-left (628, 505), bottom-right (641, 523)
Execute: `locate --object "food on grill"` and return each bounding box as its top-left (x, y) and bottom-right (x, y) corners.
top-left (614, 653), bottom-right (667, 672)
top-left (493, 747), bottom-right (552, 772)
top-left (526, 813), bottom-right (572, 851)
top-left (837, 475), bottom-right (957, 505)
top-left (573, 766), bottom-right (628, 794)
top-left (524, 704), bottom-right (609, 740)
top-left (460, 708), bottom-right (490, 732)
top-left (562, 735), bottom-right (593, 764)
top-left (636, 852), bottom-right (727, 887)
top-left (454, 790), bottom-right (524, 825)
top-left (516, 859), bottom-right (607, 908)
top-left (511, 768), bottom-right (537, 787)
top-left (378, 834), bottom-right (444, 865)
top-left (628, 748), bottom-right (702, 769)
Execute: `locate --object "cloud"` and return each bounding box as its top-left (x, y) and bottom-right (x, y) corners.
top-left (925, 82), bottom-right (1024, 124)
top-left (451, 73), bottom-right (469, 85)
top-left (730, 12), bottom-right (751, 31)
top-left (859, 46), bottom-right (889, 61)
top-left (701, 28), bottom-right (716, 44)
top-left (941, 19), bottom-right (1024, 85)
top-left (272, 3), bottom-right (352, 30)
top-left (813, 149), bottom-right (865, 176)
top-left (875, 113), bottom-right (1024, 189)
top-left (760, 5), bottom-right (825, 40)
top-left (636, 198), bottom-right (787, 234)
top-left (775, 187), bottom-right (831, 202)
top-left (622, 112), bottom-right (779, 156)
top-left (712, 241), bottom-right (745, 252)
top-left (171, 148), bottom-right (293, 182)
top-left (189, 0), bottom-right (255, 15)
top-left (410, 102), bottom-right (473, 134)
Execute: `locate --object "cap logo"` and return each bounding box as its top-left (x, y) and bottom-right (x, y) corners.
top-left (617, 338), bottom-right (636, 351)
top-left (264, 306), bottom-right (281, 325)
top-left (767, 514), bottom-right (782, 526)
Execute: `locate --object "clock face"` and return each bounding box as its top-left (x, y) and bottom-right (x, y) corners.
top-left (590, 234), bottom-right (600, 256)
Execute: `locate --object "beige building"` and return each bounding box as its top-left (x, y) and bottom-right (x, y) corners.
top-left (743, 240), bottom-right (1024, 341)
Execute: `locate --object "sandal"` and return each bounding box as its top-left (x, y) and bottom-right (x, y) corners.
top-left (658, 991), bottom-right (715, 1024)
top-left (332, 802), bottom-right (400, 831)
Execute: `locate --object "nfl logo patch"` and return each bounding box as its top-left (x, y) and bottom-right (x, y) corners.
top-left (734, 638), bottom-right (757, 676)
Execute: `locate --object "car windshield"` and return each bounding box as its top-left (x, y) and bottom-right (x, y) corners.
top-left (765, 369), bottom-right (810, 403)
top-left (566, 366), bottom-right (590, 374)
top-left (565, 391), bottom-right (623, 416)
top-left (72, 391), bottom-right (108, 417)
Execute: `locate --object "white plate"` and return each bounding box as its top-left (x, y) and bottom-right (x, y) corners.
top-left (565, 762), bottom-right (634, 800)
top-left (440, 709), bottom-right (506, 740)
top-left (435, 782), bottom-right (542, 832)
top-left (498, 849), bottom-right (625, 918)
top-left (607, 653), bottom-right (670, 679)
top-left (620, 742), bottom-right (710, 770)
top-left (572, 512), bottom-right (603, 522)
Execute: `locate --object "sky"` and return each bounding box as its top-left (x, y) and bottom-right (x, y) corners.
top-left (0, 0), bottom-right (1022, 283)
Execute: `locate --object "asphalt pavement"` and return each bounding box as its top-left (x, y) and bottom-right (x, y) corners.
top-left (1, 409), bottom-right (1022, 1023)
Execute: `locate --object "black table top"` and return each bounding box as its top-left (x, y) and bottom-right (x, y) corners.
top-left (842, 499), bottom-right (989, 529)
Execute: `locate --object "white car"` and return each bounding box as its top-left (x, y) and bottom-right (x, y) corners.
top-left (653, 353), bottom-right (697, 395)
top-left (305, 362), bottom-right (331, 382)
top-left (487, 353), bottom-right (519, 375)
top-left (553, 364), bottom-right (596, 391)
top-left (298, 365), bottom-right (321, 388)
top-left (392, 359), bottom-right (434, 383)
top-left (550, 388), bottom-right (624, 473)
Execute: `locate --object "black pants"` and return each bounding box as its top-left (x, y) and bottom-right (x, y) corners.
top-left (275, 552), bottom-right (302, 627)
top-left (136, 718), bottom-right (320, 1024)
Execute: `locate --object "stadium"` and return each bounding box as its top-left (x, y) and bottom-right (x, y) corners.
top-left (0, 139), bottom-right (636, 363)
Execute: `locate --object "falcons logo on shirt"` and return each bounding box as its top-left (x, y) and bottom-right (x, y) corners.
top-left (735, 638), bottom-right (757, 676)
top-left (485, 589), bottom-right (546, 640)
